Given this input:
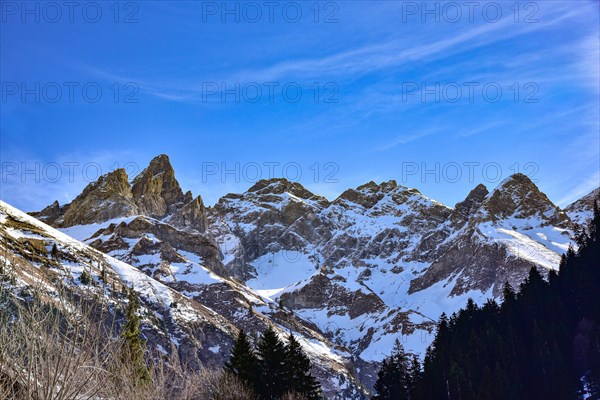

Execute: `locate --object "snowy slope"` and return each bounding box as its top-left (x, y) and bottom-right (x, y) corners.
top-left (0, 200), bottom-right (232, 330)
top-left (1, 200), bottom-right (367, 399)
top-left (565, 187), bottom-right (599, 227)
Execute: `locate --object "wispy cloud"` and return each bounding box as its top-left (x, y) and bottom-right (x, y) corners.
top-left (375, 127), bottom-right (444, 151)
top-left (0, 149), bottom-right (142, 212)
top-left (556, 170), bottom-right (600, 207)
top-left (74, 2), bottom-right (590, 104)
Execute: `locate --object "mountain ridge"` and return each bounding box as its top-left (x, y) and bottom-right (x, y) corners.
top-left (10, 153), bottom-right (598, 396)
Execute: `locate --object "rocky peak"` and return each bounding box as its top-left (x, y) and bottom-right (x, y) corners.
top-left (61, 168), bottom-right (137, 227)
top-left (477, 173), bottom-right (569, 227)
top-left (564, 187), bottom-right (600, 226)
top-left (336, 180), bottom-right (421, 210)
top-left (182, 190), bottom-right (194, 204)
top-left (452, 183), bottom-right (489, 222)
top-left (221, 179), bottom-right (331, 211)
top-left (89, 167), bottom-right (131, 195)
top-left (131, 154), bottom-right (186, 217)
top-left (30, 200), bottom-right (63, 224)
top-left (353, 180), bottom-right (405, 195)
top-left (247, 178), bottom-right (319, 200)
top-left (168, 195), bottom-right (208, 232)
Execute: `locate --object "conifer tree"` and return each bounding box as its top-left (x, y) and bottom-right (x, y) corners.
top-left (225, 329), bottom-right (260, 392)
top-left (51, 243), bottom-right (59, 259)
top-left (373, 358), bottom-right (396, 400)
top-left (373, 339), bottom-right (411, 399)
top-left (79, 270), bottom-right (91, 285)
top-left (256, 326), bottom-right (288, 399)
top-left (408, 354), bottom-right (421, 393)
top-left (121, 287), bottom-right (150, 385)
top-left (284, 333), bottom-right (322, 400)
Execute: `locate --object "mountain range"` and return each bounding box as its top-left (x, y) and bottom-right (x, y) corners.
top-left (1, 153), bottom-right (597, 399)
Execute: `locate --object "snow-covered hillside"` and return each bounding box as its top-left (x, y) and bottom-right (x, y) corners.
top-left (1, 200), bottom-right (368, 399)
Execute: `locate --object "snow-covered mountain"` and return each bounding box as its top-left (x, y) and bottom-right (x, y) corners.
top-left (7, 153), bottom-right (597, 396)
top-left (1, 200), bottom-right (367, 399)
top-left (565, 187), bottom-right (600, 227)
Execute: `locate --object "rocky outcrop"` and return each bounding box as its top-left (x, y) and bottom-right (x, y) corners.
top-left (478, 174), bottom-right (571, 228)
top-left (279, 272), bottom-right (386, 319)
top-left (30, 154), bottom-right (203, 229)
top-left (29, 200), bottom-right (65, 224)
top-left (565, 187), bottom-right (600, 227)
top-left (409, 230), bottom-right (539, 296)
top-left (168, 196), bottom-right (208, 232)
top-left (60, 168), bottom-right (137, 227)
top-left (210, 178), bottom-right (331, 279)
top-left (452, 183), bottom-right (489, 224)
top-left (410, 175), bottom-right (574, 297)
top-left (131, 154), bottom-right (187, 217)
top-left (88, 216), bottom-right (228, 278)
top-left (322, 181), bottom-right (453, 264)
top-left (248, 178), bottom-right (329, 205)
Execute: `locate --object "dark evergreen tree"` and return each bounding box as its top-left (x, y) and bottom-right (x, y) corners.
top-left (79, 270), bottom-right (90, 285)
top-left (121, 287), bottom-right (150, 385)
top-left (225, 329), bottom-right (260, 393)
top-left (373, 339), bottom-right (411, 399)
top-left (51, 243), bottom-right (59, 259)
top-left (284, 333), bottom-right (322, 400)
top-left (373, 358), bottom-right (396, 400)
top-left (256, 326), bottom-right (288, 399)
top-left (408, 354), bottom-right (421, 394)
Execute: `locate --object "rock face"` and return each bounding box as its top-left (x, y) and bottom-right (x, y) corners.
top-left (35, 154), bottom-right (206, 229)
top-left (60, 168), bottom-right (138, 226)
top-left (452, 183), bottom-right (489, 223)
top-left (131, 154), bottom-right (187, 217)
top-left (410, 174), bottom-right (574, 297)
top-left (27, 154), bottom-right (599, 397)
top-left (477, 174), bottom-right (570, 227)
top-left (167, 196), bottom-right (208, 232)
top-left (209, 178), bottom-right (331, 281)
top-left (30, 199), bottom-right (64, 223)
top-left (565, 187), bottom-right (600, 227)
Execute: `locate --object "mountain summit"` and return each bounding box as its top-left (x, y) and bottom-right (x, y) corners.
top-left (132, 154), bottom-right (189, 217)
top-left (477, 173), bottom-right (570, 227)
top-left (32, 154), bottom-right (197, 227)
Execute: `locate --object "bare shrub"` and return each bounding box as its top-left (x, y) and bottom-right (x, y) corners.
top-left (166, 368), bottom-right (258, 400)
top-left (281, 392), bottom-right (309, 400)
top-left (0, 275), bottom-right (257, 400)
top-left (0, 280), bottom-right (134, 400)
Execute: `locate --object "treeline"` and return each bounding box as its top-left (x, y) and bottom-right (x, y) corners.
top-left (225, 327), bottom-right (322, 400)
top-left (374, 201), bottom-right (600, 399)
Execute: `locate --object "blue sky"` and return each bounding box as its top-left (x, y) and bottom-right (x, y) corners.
top-left (1, 0), bottom-right (598, 211)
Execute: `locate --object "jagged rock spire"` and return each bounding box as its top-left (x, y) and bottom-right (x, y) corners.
top-left (131, 154), bottom-right (187, 217)
top-left (452, 183), bottom-right (489, 223)
top-left (168, 195), bottom-right (208, 232)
